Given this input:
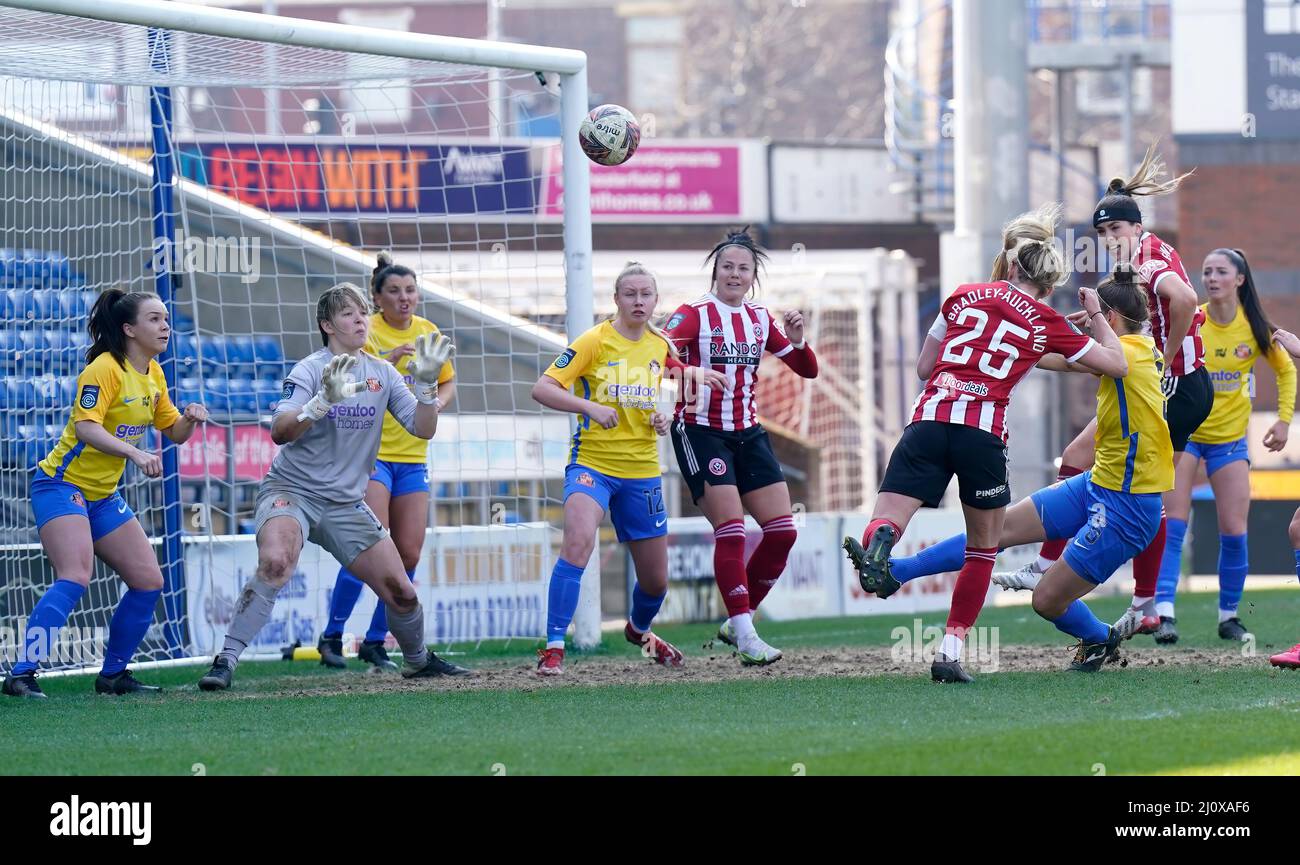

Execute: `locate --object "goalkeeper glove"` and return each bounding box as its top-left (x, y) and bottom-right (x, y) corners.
top-left (410, 332), bottom-right (454, 406)
top-left (297, 353), bottom-right (366, 421)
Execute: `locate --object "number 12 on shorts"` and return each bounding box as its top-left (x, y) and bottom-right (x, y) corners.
top-left (642, 487), bottom-right (665, 516)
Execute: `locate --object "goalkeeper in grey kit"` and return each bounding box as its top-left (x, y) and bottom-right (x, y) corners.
top-left (199, 283), bottom-right (469, 690)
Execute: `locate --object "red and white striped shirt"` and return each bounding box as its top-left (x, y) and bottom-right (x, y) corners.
top-left (910, 282), bottom-right (1096, 443)
top-left (1133, 231), bottom-right (1204, 377)
top-left (664, 294), bottom-right (818, 431)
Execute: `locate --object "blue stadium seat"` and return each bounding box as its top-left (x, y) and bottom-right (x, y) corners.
top-left (0, 331), bottom-right (21, 373)
top-left (0, 249), bottom-right (17, 287)
top-left (170, 333), bottom-right (201, 377)
top-left (4, 289), bottom-right (31, 320)
top-left (196, 378), bottom-right (230, 413)
top-left (226, 335), bottom-right (257, 379)
top-left (224, 379), bottom-right (259, 415)
top-left (2, 377), bottom-right (35, 410)
top-left (58, 290), bottom-right (96, 321)
top-left (28, 289), bottom-right (60, 321)
top-left (29, 375), bottom-right (67, 410)
top-left (16, 330), bottom-right (58, 375)
top-left (177, 377), bottom-right (205, 410)
top-left (251, 378), bottom-right (282, 412)
top-left (252, 336), bottom-right (286, 379)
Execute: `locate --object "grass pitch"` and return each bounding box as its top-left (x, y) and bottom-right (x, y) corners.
top-left (3, 589), bottom-right (1298, 776)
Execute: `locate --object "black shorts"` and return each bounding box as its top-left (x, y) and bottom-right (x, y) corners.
top-left (671, 421), bottom-right (785, 503)
top-left (879, 421), bottom-right (1011, 510)
top-left (1166, 365), bottom-right (1213, 453)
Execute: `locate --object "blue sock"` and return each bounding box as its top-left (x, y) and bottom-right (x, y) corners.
top-left (546, 558), bottom-right (585, 646)
top-left (1218, 533), bottom-right (1248, 615)
top-left (14, 579), bottom-right (85, 675)
top-left (629, 584), bottom-right (665, 634)
top-left (324, 567), bottom-right (365, 638)
top-left (365, 568), bottom-right (416, 643)
top-left (1049, 599), bottom-right (1110, 643)
top-left (1154, 517), bottom-right (1187, 608)
top-left (1294, 548), bottom-right (1300, 581)
top-left (891, 533), bottom-right (968, 584)
top-left (101, 588), bottom-right (161, 676)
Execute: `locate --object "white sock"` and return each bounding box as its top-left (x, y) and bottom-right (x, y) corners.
top-left (1156, 601), bottom-right (1175, 619)
top-left (940, 633), bottom-right (963, 662)
top-left (546, 639), bottom-right (565, 650)
top-left (1131, 595), bottom-right (1155, 614)
top-left (1035, 556), bottom-right (1055, 573)
top-left (1218, 608), bottom-right (1238, 623)
top-left (729, 612), bottom-right (757, 644)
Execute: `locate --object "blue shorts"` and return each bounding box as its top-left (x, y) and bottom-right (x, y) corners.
top-left (1185, 437), bottom-right (1249, 477)
top-left (30, 473), bottom-right (135, 541)
top-left (1030, 472), bottom-right (1162, 585)
top-left (563, 465), bottom-right (667, 544)
top-left (369, 460), bottom-right (430, 497)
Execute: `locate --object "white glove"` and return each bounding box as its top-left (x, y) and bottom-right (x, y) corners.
top-left (297, 353), bottom-right (365, 421)
top-left (409, 332), bottom-right (454, 405)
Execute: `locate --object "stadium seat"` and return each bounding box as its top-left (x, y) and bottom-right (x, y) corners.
top-left (58, 290), bottom-right (96, 321)
top-left (2, 376), bottom-right (35, 410)
top-left (177, 377), bottom-right (205, 410)
top-left (253, 336), bottom-right (286, 379)
top-left (220, 378), bottom-right (259, 415)
top-left (3, 289), bottom-right (31, 320)
top-left (0, 331), bottom-right (21, 373)
top-left (170, 333), bottom-right (201, 377)
top-left (28, 289), bottom-right (60, 321)
top-left (227, 335), bottom-right (257, 379)
top-left (29, 374), bottom-right (68, 410)
top-left (0, 249), bottom-right (18, 288)
top-left (251, 378), bottom-right (282, 412)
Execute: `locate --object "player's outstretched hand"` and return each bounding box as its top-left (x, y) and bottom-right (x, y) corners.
top-left (409, 333), bottom-right (454, 405)
top-left (298, 353), bottom-right (365, 421)
top-left (411, 333), bottom-right (454, 385)
top-left (183, 403), bottom-right (209, 424)
top-left (322, 353), bottom-right (365, 402)
top-left (385, 343), bottom-right (416, 365)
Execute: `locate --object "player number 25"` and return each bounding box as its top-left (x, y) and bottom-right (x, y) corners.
top-left (941, 308), bottom-right (1031, 380)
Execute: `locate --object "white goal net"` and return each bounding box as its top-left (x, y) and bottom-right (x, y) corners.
top-left (0, 0), bottom-right (598, 673)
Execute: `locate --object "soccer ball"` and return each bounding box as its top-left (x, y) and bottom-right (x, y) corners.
top-left (578, 104), bottom-right (641, 166)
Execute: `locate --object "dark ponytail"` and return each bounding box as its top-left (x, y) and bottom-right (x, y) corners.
top-left (371, 250), bottom-right (417, 299)
top-left (87, 289), bottom-right (157, 367)
top-left (1096, 262), bottom-right (1149, 334)
top-left (704, 226), bottom-right (769, 295)
top-left (1212, 248), bottom-right (1273, 356)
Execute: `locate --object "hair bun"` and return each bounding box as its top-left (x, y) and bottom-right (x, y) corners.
top-left (375, 250), bottom-right (393, 270)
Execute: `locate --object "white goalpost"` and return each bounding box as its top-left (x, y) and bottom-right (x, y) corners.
top-left (0, 0), bottom-right (605, 677)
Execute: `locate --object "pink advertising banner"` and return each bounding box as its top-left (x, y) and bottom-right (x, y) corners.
top-left (179, 425), bottom-right (279, 481)
top-left (542, 143), bottom-right (743, 220)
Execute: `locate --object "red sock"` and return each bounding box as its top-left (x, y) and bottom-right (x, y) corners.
top-left (1038, 465), bottom-right (1086, 562)
top-left (945, 546), bottom-right (998, 634)
top-left (747, 515), bottom-right (797, 612)
top-left (861, 517), bottom-right (902, 548)
top-left (713, 519), bottom-right (750, 617)
top-left (1131, 515), bottom-right (1166, 599)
